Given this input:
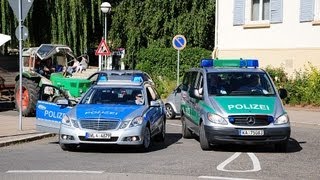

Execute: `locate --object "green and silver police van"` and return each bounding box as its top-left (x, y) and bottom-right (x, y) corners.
top-left (180, 59), bottom-right (290, 151)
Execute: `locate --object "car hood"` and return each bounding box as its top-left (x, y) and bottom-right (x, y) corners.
top-left (70, 104), bottom-right (146, 120)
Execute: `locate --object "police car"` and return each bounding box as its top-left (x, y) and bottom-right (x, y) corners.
top-left (36, 76), bottom-right (166, 151)
top-left (181, 59), bottom-right (290, 151)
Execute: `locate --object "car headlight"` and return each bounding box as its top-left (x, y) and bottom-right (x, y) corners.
top-left (62, 115), bottom-right (71, 126)
top-left (207, 113), bottom-right (228, 125)
top-left (62, 115), bottom-right (79, 128)
top-left (274, 113), bottom-right (290, 125)
top-left (130, 116), bottom-right (144, 127)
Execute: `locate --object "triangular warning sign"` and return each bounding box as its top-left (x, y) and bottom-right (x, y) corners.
top-left (95, 38), bottom-right (111, 56)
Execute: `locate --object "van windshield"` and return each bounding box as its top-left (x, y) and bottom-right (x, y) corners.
top-left (207, 72), bottom-right (276, 96)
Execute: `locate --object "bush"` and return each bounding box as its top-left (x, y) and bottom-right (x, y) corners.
top-left (135, 47), bottom-right (211, 97)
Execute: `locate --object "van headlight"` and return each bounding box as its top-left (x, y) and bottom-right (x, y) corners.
top-left (274, 113), bottom-right (290, 125)
top-left (130, 116), bottom-right (143, 127)
top-left (207, 113), bottom-right (228, 125)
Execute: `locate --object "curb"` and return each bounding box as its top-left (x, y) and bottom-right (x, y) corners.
top-left (0, 133), bottom-right (55, 148)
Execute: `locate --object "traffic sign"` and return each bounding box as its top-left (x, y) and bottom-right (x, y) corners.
top-left (172, 35), bottom-right (187, 50)
top-left (8, 0), bottom-right (34, 22)
top-left (95, 38), bottom-right (111, 56)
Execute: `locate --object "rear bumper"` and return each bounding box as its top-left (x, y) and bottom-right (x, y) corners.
top-left (204, 125), bottom-right (291, 145)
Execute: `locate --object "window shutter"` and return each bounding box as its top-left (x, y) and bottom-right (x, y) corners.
top-left (233, 0), bottom-right (245, 26)
top-left (270, 0), bottom-right (283, 23)
top-left (300, 0), bottom-right (315, 22)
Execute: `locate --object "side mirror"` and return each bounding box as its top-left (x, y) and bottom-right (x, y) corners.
top-left (190, 88), bottom-right (203, 99)
top-left (150, 100), bottom-right (160, 107)
top-left (278, 88), bottom-right (287, 99)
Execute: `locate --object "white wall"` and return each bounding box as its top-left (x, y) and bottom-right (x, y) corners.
top-left (217, 0), bottom-right (320, 50)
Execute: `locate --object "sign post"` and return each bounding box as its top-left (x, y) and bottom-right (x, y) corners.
top-left (172, 35), bottom-right (187, 86)
top-left (8, 0), bottom-right (34, 131)
top-left (95, 38), bottom-right (111, 70)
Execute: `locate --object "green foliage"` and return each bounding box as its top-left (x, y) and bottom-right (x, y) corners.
top-left (135, 47), bottom-right (211, 96)
top-left (265, 64), bottom-right (320, 106)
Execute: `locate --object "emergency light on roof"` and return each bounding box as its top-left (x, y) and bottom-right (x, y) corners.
top-left (200, 58), bottom-right (259, 68)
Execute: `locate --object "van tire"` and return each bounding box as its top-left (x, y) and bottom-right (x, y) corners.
top-left (200, 122), bottom-right (211, 151)
top-left (181, 115), bottom-right (192, 138)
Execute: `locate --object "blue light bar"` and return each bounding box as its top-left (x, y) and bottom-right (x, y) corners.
top-left (200, 59), bottom-right (214, 67)
top-left (241, 59), bottom-right (259, 68)
top-left (200, 58), bottom-right (259, 68)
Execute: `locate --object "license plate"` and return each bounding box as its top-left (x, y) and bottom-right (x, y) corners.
top-left (239, 130), bottom-right (264, 136)
top-left (85, 132), bottom-right (111, 139)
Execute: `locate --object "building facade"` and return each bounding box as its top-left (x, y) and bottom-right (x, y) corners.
top-left (214, 0), bottom-right (320, 76)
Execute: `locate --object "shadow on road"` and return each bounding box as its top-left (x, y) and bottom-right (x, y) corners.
top-left (209, 138), bottom-right (302, 153)
top-left (49, 132), bottom-right (182, 153)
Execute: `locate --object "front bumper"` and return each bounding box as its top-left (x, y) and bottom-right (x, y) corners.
top-left (59, 124), bottom-right (145, 145)
top-left (204, 125), bottom-right (291, 145)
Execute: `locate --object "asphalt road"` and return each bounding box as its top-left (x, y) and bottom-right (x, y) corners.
top-left (0, 114), bottom-right (319, 180)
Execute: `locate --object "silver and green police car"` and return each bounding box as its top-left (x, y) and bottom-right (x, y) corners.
top-left (36, 76), bottom-right (166, 151)
top-left (181, 59), bottom-right (290, 151)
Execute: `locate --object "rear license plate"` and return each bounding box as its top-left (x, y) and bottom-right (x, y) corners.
top-left (239, 129), bottom-right (264, 136)
top-left (85, 132), bottom-right (111, 139)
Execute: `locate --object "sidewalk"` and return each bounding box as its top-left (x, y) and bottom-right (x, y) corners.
top-left (0, 102), bottom-right (52, 147)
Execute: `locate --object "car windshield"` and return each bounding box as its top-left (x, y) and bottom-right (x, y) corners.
top-left (80, 87), bottom-right (144, 105)
top-left (207, 72), bottom-right (276, 96)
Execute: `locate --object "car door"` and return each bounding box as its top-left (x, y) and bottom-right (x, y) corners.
top-left (145, 86), bottom-right (163, 136)
top-left (36, 84), bottom-right (73, 134)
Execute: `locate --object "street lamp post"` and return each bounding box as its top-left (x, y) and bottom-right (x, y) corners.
top-left (100, 2), bottom-right (111, 70)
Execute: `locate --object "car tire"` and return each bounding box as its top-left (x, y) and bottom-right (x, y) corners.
top-left (154, 118), bottom-right (166, 142)
top-left (60, 143), bottom-right (78, 151)
top-left (200, 122), bottom-right (211, 151)
top-left (181, 115), bottom-right (192, 139)
top-left (141, 126), bottom-right (151, 151)
top-left (165, 104), bottom-right (176, 119)
top-left (274, 140), bottom-right (288, 152)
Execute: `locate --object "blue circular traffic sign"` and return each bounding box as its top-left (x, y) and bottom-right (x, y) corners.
top-left (172, 35), bottom-right (186, 50)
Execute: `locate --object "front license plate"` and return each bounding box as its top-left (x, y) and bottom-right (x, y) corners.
top-left (85, 132), bottom-right (111, 139)
top-left (239, 130), bottom-right (264, 136)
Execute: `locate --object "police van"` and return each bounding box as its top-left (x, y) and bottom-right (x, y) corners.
top-left (180, 59), bottom-right (290, 151)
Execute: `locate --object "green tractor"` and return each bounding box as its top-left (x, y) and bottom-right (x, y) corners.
top-left (14, 44), bottom-right (92, 117)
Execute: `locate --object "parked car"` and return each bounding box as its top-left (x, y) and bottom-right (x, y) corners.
top-left (35, 78), bottom-right (166, 151)
top-left (165, 84), bottom-right (182, 119)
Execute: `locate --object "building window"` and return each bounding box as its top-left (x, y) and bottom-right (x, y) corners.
top-left (251, 0), bottom-right (270, 21)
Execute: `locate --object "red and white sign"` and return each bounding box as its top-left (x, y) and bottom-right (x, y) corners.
top-left (95, 38), bottom-right (111, 56)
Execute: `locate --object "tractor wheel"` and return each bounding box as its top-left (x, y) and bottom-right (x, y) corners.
top-left (14, 78), bottom-right (40, 117)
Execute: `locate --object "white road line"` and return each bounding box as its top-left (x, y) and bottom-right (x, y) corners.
top-left (167, 123), bottom-right (182, 127)
top-left (6, 170), bottom-right (104, 174)
top-left (198, 176), bottom-right (259, 180)
top-left (216, 152), bottom-right (261, 172)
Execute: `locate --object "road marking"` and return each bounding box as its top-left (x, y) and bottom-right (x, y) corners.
top-left (198, 176), bottom-right (259, 180)
top-left (217, 152), bottom-right (261, 172)
top-left (167, 123), bottom-right (182, 127)
top-left (6, 170), bottom-right (104, 174)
